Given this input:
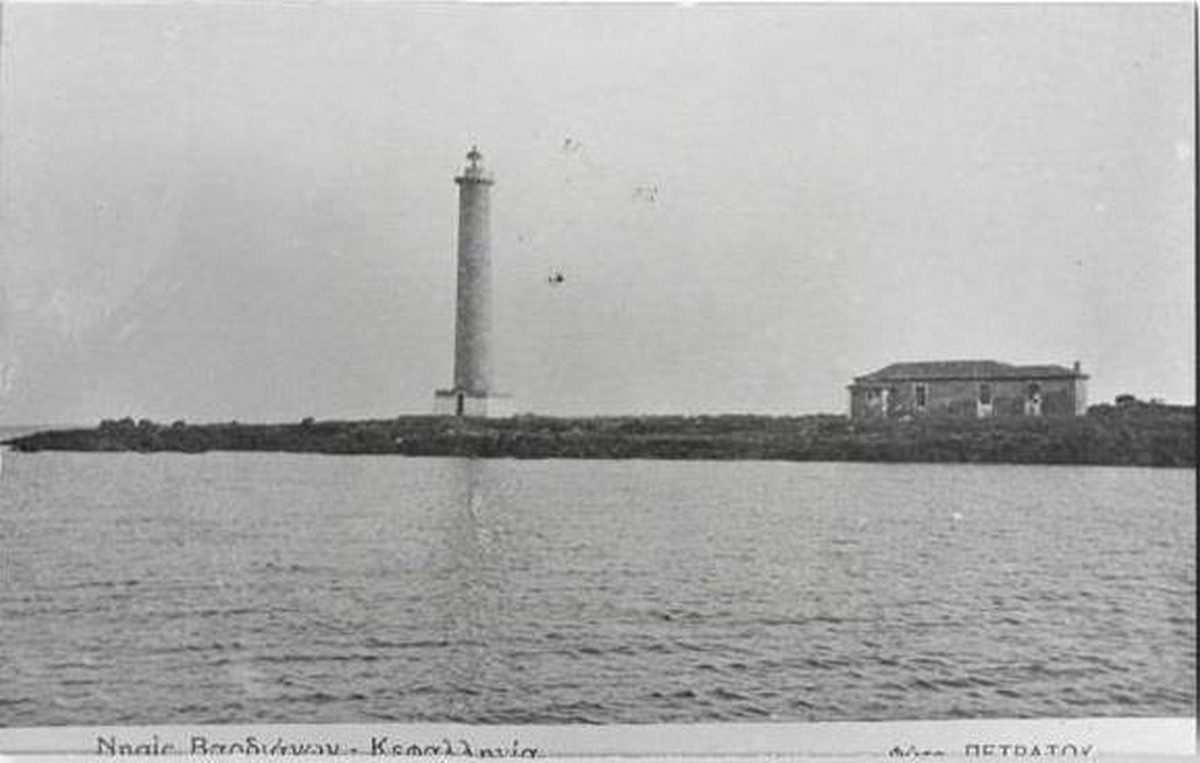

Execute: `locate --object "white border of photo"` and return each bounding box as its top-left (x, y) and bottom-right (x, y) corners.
top-left (0, 718), bottom-right (1194, 760)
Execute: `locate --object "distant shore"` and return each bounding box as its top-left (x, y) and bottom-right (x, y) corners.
top-left (3, 402), bottom-right (1193, 467)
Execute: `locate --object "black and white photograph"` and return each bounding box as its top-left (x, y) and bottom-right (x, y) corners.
top-left (0, 0), bottom-right (1194, 756)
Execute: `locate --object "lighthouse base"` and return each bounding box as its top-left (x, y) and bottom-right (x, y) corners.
top-left (434, 389), bottom-right (516, 418)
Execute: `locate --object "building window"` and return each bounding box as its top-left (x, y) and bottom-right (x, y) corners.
top-left (978, 383), bottom-right (992, 406)
top-left (914, 383), bottom-right (928, 410)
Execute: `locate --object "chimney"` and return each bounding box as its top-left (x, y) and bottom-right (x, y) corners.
top-left (1072, 360), bottom-right (1081, 374)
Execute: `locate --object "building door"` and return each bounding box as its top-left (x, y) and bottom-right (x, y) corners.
top-left (1024, 383), bottom-right (1042, 416)
top-left (976, 382), bottom-right (994, 418)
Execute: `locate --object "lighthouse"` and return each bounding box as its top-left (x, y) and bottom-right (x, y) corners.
top-left (434, 147), bottom-right (513, 417)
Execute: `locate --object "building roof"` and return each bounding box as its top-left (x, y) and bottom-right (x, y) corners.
top-left (853, 360), bottom-right (1086, 383)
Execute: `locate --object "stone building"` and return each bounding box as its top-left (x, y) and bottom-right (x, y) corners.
top-left (848, 360), bottom-right (1088, 419)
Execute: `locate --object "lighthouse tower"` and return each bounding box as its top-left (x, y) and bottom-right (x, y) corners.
top-left (434, 147), bottom-right (513, 417)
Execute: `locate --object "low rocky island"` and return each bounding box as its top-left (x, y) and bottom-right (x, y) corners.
top-left (4, 402), bottom-right (1193, 467)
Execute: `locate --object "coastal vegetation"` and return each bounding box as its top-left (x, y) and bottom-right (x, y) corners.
top-left (3, 401), bottom-right (1193, 467)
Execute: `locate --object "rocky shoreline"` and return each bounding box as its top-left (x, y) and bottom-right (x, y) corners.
top-left (3, 403), bottom-right (1193, 468)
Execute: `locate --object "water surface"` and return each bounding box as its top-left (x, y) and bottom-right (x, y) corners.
top-left (0, 454), bottom-right (1193, 724)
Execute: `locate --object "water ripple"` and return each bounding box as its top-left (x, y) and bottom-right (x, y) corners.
top-left (0, 455), bottom-right (1193, 724)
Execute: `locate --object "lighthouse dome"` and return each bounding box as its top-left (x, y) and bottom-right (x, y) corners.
top-left (457, 146), bottom-right (493, 183)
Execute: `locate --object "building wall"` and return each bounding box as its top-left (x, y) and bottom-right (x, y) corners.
top-left (1073, 378), bottom-right (1088, 415)
top-left (850, 376), bottom-right (1083, 419)
top-left (434, 391), bottom-right (515, 418)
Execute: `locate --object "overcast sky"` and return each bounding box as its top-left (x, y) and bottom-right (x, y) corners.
top-left (0, 2), bottom-right (1194, 424)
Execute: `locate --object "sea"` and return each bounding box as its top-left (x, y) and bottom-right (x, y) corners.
top-left (0, 451), bottom-right (1193, 726)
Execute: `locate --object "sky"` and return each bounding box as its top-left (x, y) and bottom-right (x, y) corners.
top-left (0, 2), bottom-right (1194, 424)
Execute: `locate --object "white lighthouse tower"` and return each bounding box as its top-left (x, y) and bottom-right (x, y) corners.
top-left (434, 147), bottom-right (513, 417)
